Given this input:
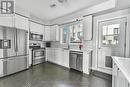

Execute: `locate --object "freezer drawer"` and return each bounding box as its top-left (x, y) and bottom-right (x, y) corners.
top-left (6, 56), bottom-right (27, 75)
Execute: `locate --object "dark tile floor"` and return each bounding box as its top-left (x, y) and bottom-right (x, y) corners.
top-left (0, 62), bottom-right (112, 87)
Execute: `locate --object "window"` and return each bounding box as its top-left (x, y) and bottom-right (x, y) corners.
top-left (62, 26), bottom-right (69, 43)
top-left (60, 22), bottom-right (83, 44)
top-left (102, 24), bottom-right (120, 45)
top-left (69, 23), bottom-right (83, 43)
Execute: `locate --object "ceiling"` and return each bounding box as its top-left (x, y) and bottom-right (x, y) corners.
top-left (16, 0), bottom-right (108, 21)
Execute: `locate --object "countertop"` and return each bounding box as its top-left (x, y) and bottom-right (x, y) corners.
top-left (112, 56), bottom-right (130, 83)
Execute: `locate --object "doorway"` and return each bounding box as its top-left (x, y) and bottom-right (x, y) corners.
top-left (98, 17), bottom-right (127, 70)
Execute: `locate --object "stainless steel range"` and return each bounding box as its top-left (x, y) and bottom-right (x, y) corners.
top-left (29, 43), bottom-right (45, 65)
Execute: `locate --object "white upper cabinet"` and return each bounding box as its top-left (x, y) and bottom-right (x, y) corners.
top-left (0, 14), bottom-right (14, 27)
top-left (50, 25), bottom-right (60, 41)
top-left (44, 26), bottom-right (51, 41)
top-left (83, 15), bottom-right (93, 40)
top-left (15, 14), bottom-right (29, 31)
top-left (30, 21), bottom-right (44, 34)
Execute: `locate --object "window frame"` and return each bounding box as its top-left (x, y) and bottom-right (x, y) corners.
top-left (60, 21), bottom-right (83, 44)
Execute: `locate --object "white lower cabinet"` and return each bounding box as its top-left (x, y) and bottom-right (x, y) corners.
top-left (112, 62), bottom-right (129, 87)
top-left (29, 49), bottom-right (32, 66)
top-left (0, 59), bottom-right (3, 77)
top-left (62, 49), bottom-right (69, 68)
top-left (83, 51), bottom-right (92, 74)
top-left (46, 48), bottom-right (52, 62)
top-left (46, 48), bottom-right (69, 68)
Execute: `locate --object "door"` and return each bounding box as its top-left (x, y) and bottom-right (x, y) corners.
top-left (16, 29), bottom-right (27, 56)
top-left (98, 18), bottom-right (127, 69)
top-left (4, 27), bottom-right (16, 57)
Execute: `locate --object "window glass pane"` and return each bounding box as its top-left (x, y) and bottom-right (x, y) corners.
top-left (102, 24), bottom-right (120, 45)
top-left (69, 23), bottom-right (83, 43)
top-left (62, 26), bottom-right (69, 43)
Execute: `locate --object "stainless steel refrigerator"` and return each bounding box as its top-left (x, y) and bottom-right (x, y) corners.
top-left (0, 26), bottom-right (28, 77)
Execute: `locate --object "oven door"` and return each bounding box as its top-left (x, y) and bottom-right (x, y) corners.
top-left (34, 50), bottom-right (45, 57)
top-left (32, 49), bottom-right (45, 65)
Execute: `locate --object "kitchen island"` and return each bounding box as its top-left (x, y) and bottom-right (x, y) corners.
top-left (112, 56), bottom-right (130, 87)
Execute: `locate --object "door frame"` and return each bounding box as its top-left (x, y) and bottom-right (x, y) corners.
top-left (96, 15), bottom-right (129, 74)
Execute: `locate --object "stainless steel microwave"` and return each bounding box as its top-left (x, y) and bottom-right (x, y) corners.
top-left (29, 33), bottom-right (43, 41)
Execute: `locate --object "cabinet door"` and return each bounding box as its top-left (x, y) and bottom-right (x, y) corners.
top-left (46, 48), bottom-right (52, 61)
top-left (50, 26), bottom-right (56, 41)
top-left (30, 21), bottom-right (43, 34)
top-left (50, 25), bottom-right (60, 41)
top-left (55, 25), bottom-right (60, 41)
top-left (29, 49), bottom-right (32, 66)
top-left (112, 62), bottom-right (129, 87)
top-left (44, 26), bottom-right (51, 41)
top-left (83, 15), bottom-right (93, 40)
top-left (15, 14), bottom-right (29, 31)
top-left (0, 15), bottom-right (13, 27)
top-left (0, 59), bottom-right (3, 77)
top-left (62, 50), bottom-right (69, 68)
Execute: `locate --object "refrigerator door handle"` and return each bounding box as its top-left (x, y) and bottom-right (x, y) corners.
top-left (15, 29), bottom-right (17, 52)
top-left (15, 29), bottom-right (18, 52)
top-left (14, 31), bottom-right (16, 52)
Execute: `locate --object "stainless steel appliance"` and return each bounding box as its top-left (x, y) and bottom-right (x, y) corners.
top-left (29, 43), bottom-right (45, 65)
top-left (29, 33), bottom-right (43, 41)
top-left (69, 51), bottom-right (83, 72)
top-left (0, 26), bottom-right (28, 77)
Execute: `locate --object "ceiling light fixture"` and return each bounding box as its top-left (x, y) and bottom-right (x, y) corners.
top-left (50, 4), bottom-right (56, 8)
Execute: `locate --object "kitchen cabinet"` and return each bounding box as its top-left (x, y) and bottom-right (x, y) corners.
top-left (30, 21), bottom-right (44, 34)
top-left (14, 14), bottom-right (29, 31)
top-left (46, 48), bottom-right (52, 61)
top-left (112, 62), bottom-right (129, 87)
top-left (29, 49), bottom-right (32, 66)
top-left (83, 15), bottom-right (93, 40)
top-left (46, 48), bottom-right (69, 67)
top-left (0, 14), bottom-right (29, 31)
top-left (0, 14), bottom-right (14, 27)
top-left (50, 25), bottom-right (60, 41)
top-left (44, 26), bottom-right (51, 41)
top-left (0, 59), bottom-right (3, 77)
top-left (46, 48), bottom-right (62, 65)
top-left (83, 50), bottom-right (92, 74)
top-left (62, 49), bottom-right (69, 68)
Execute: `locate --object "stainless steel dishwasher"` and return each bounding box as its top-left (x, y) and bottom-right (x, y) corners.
top-left (69, 51), bottom-right (83, 72)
